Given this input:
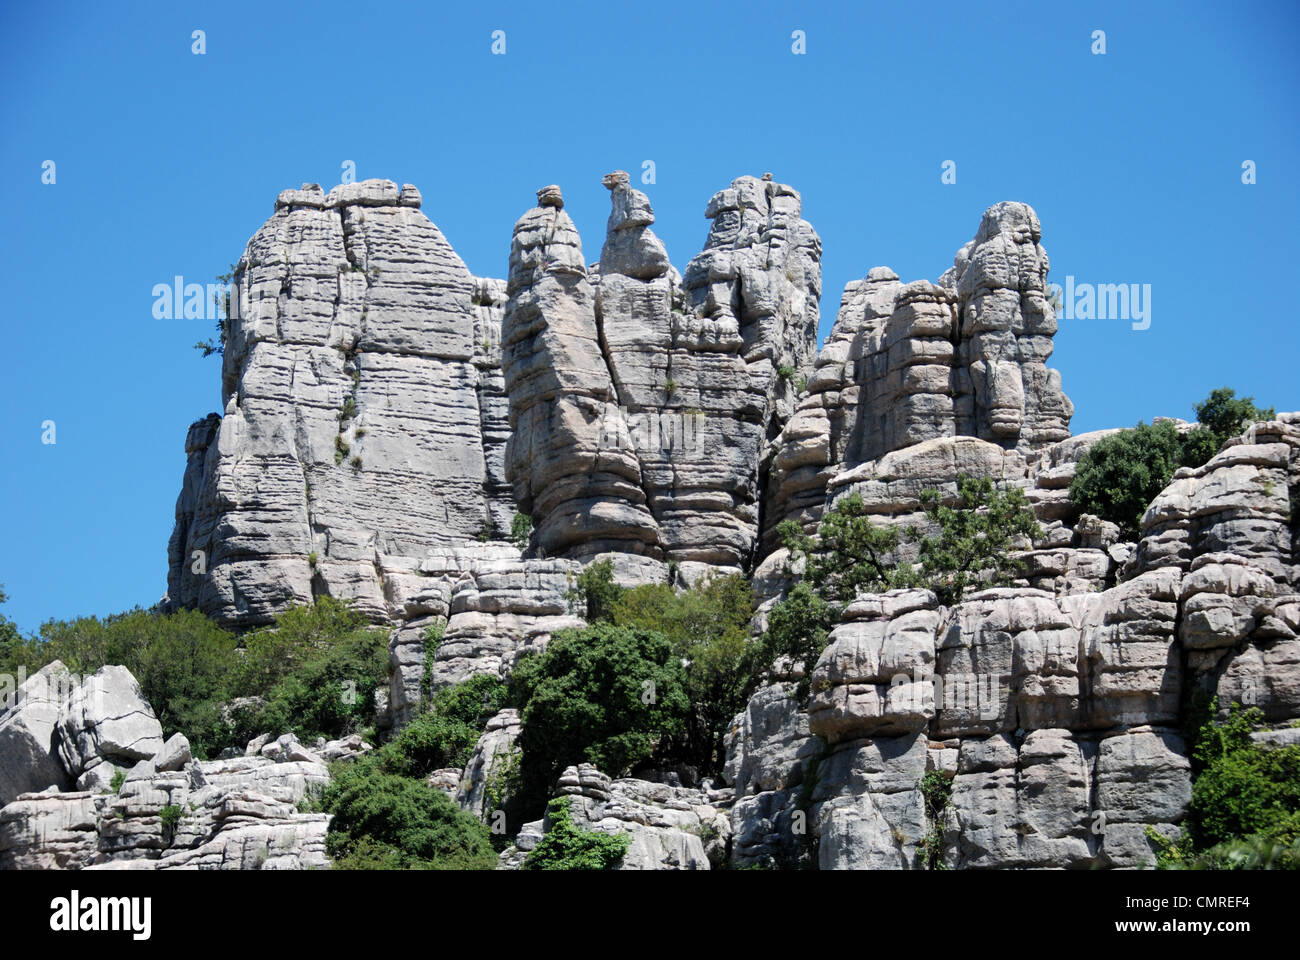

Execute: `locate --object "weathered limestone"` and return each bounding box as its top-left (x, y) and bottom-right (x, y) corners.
top-left (0, 662), bottom-right (77, 805)
top-left (767, 202), bottom-right (1072, 542)
top-left (542, 764), bottom-right (714, 870)
top-left (56, 666), bottom-right (165, 792)
top-left (504, 173), bottom-right (821, 568)
top-left (165, 180), bottom-right (516, 628)
top-left (457, 709), bottom-right (521, 820)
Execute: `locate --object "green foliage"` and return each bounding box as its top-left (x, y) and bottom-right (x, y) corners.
top-left (1070, 389), bottom-right (1274, 538)
top-left (777, 364), bottom-right (796, 381)
top-left (1187, 704), bottom-right (1300, 851)
top-left (1176, 426), bottom-right (1221, 470)
top-left (1153, 700), bottom-right (1300, 870)
top-left (319, 673), bottom-right (507, 869)
top-left (509, 512), bottom-right (533, 553)
top-left (307, 551), bottom-right (319, 568)
top-left (910, 475), bottom-right (1042, 605)
top-left (565, 559), bottom-right (624, 623)
top-left (522, 796), bottom-right (629, 870)
top-left (158, 804), bottom-right (183, 833)
top-left (609, 574), bottom-right (756, 773)
top-left (334, 435), bottom-right (350, 465)
top-left (322, 764), bottom-right (496, 870)
top-left (754, 582), bottom-right (833, 703)
top-left (1069, 421), bottom-right (1184, 539)
top-left (918, 771), bottom-right (953, 870)
top-left (780, 494), bottom-right (911, 604)
top-left (1195, 387), bottom-right (1274, 446)
top-left (664, 376), bottom-right (678, 395)
top-left (109, 768), bottom-right (126, 794)
top-left (513, 624), bottom-right (690, 818)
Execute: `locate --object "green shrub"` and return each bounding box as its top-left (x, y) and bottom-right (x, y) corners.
top-left (777, 364), bottom-right (796, 381)
top-left (380, 675), bottom-right (507, 778)
top-left (513, 624), bottom-right (690, 817)
top-left (1187, 704), bottom-right (1300, 851)
top-left (1069, 421), bottom-right (1184, 539)
top-left (565, 559), bottom-right (623, 623)
top-left (523, 796), bottom-right (629, 870)
top-left (910, 475), bottom-right (1042, 604)
top-left (779, 494), bottom-right (910, 604)
top-left (752, 582), bottom-right (833, 703)
top-left (509, 512), bottom-right (532, 553)
top-left (609, 574), bottom-right (756, 773)
top-left (109, 768), bottom-right (126, 794)
top-left (322, 763), bottom-right (496, 870)
top-left (158, 804), bottom-right (183, 833)
top-left (1195, 387), bottom-right (1273, 446)
top-left (1152, 700), bottom-right (1300, 870)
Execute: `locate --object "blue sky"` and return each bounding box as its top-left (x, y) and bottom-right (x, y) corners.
top-left (1, 0), bottom-right (1297, 633)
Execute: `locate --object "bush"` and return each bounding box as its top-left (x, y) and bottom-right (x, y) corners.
top-left (226, 597), bottom-right (388, 750)
top-left (322, 763), bottom-right (496, 870)
top-left (1195, 387), bottom-right (1273, 446)
top-left (379, 675), bottom-right (507, 778)
top-left (509, 512), bottom-right (532, 553)
top-left (779, 495), bottom-right (909, 604)
top-left (910, 475), bottom-right (1042, 604)
top-left (1153, 700), bottom-right (1300, 870)
top-left (523, 796), bottom-right (629, 870)
top-left (513, 624), bottom-right (690, 817)
top-left (1069, 421), bottom-right (1184, 539)
top-left (1069, 388), bottom-right (1274, 538)
top-left (609, 574), bottom-right (756, 773)
top-left (752, 582), bottom-right (833, 703)
top-left (565, 559), bottom-right (624, 623)
top-left (1187, 703), bottom-right (1300, 851)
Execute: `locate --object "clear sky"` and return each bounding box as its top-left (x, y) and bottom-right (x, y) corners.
top-left (1, 0), bottom-right (1297, 633)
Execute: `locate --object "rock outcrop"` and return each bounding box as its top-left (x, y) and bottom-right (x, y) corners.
top-left (503, 173), bottom-right (821, 568)
top-left (165, 181), bottom-right (515, 629)
top-left (131, 175), bottom-right (1298, 872)
top-left (767, 202), bottom-right (1072, 541)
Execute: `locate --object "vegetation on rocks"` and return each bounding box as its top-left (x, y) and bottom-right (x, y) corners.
top-left (1071, 387), bottom-right (1274, 537)
top-left (1151, 700), bottom-right (1300, 870)
top-left (0, 596), bottom-right (387, 760)
top-left (522, 796), bottom-right (629, 870)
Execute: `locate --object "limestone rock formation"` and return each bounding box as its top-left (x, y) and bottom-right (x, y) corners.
top-left (503, 173), bottom-right (821, 568)
top-left (165, 180), bottom-right (515, 629)
top-left (767, 202), bottom-right (1072, 541)
top-left (0, 662), bottom-right (76, 805)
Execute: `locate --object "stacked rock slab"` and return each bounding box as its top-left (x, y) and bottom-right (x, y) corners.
top-left (504, 173), bottom-right (821, 567)
top-left (165, 180), bottom-right (515, 628)
top-left (767, 201), bottom-right (1072, 541)
top-left (725, 417), bottom-right (1300, 869)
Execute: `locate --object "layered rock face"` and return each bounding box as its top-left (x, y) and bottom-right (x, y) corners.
top-left (767, 202), bottom-right (1072, 541)
top-left (166, 180), bottom-right (515, 629)
top-left (141, 176), bottom-right (1300, 871)
top-left (0, 669), bottom-right (329, 870)
top-left (726, 417), bottom-right (1300, 869)
top-left (503, 172), bottom-right (821, 568)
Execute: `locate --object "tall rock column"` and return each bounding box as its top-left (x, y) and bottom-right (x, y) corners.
top-left (501, 186), bottom-right (660, 560)
top-left (948, 201), bottom-right (1073, 450)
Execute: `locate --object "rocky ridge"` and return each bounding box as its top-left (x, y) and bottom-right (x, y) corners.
top-left (3, 176), bottom-right (1292, 870)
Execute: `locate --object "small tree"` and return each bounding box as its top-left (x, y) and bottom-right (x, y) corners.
top-left (1069, 421), bottom-right (1184, 539)
top-left (512, 623), bottom-right (690, 818)
top-left (1195, 387), bottom-right (1274, 447)
top-left (910, 475), bottom-right (1042, 605)
top-left (565, 559), bottom-right (623, 623)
